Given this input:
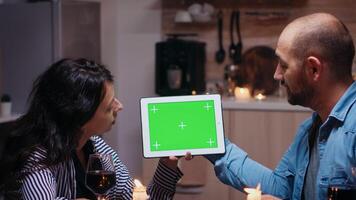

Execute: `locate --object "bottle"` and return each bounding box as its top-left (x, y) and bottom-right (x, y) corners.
top-left (224, 64), bottom-right (238, 96)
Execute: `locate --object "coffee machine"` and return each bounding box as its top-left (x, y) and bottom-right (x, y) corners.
top-left (155, 36), bottom-right (206, 96)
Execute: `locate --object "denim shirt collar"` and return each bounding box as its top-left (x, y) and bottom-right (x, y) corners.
top-left (328, 81), bottom-right (356, 122)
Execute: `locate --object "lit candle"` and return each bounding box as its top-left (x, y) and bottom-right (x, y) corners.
top-left (254, 93), bottom-right (266, 101)
top-left (133, 179), bottom-right (148, 200)
top-left (244, 183), bottom-right (261, 200)
top-left (234, 87), bottom-right (251, 100)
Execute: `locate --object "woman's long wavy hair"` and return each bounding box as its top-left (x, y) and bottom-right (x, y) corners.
top-left (0, 58), bottom-right (113, 193)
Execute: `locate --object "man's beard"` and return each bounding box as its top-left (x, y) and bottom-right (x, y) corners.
top-left (283, 78), bottom-right (314, 107)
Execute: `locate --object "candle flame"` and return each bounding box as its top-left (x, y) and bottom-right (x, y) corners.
top-left (134, 179), bottom-right (144, 187)
top-left (234, 87), bottom-right (251, 100)
top-left (133, 179), bottom-right (148, 199)
top-left (254, 93), bottom-right (266, 100)
top-left (244, 183), bottom-right (261, 200)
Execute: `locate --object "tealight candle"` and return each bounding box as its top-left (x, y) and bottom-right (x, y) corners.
top-left (234, 87), bottom-right (251, 100)
top-left (133, 179), bottom-right (148, 200)
top-left (244, 183), bottom-right (261, 200)
top-left (254, 93), bottom-right (266, 101)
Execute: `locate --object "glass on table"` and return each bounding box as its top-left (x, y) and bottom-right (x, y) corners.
top-left (327, 166), bottom-right (356, 200)
top-left (85, 153), bottom-right (116, 200)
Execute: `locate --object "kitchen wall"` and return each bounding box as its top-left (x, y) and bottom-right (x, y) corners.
top-left (100, 0), bottom-right (356, 180)
top-left (0, 0), bottom-right (160, 180)
top-left (79, 0), bottom-right (162, 178)
top-left (162, 0), bottom-right (356, 89)
top-left (1, 0), bottom-right (355, 181)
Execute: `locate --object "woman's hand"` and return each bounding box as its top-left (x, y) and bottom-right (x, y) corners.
top-left (159, 152), bottom-right (193, 170)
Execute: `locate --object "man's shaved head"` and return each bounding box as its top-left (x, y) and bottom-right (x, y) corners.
top-left (279, 13), bottom-right (355, 80)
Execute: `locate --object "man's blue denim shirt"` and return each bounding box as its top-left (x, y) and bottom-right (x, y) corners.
top-left (206, 81), bottom-right (356, 200)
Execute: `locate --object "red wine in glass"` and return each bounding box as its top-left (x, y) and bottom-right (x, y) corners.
top-left (327, 186), bottom-right (356, 200)
top-left (86, 170), bottom-right (116, 195)
top-left (86, 154), bottom-right (116, 200)
top-left (328, 166), bottom-right (356, 200)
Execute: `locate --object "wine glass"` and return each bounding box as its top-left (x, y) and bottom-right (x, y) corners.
top-left (328, 166), bottom-right (356, 200)
top-left (85, 153), bottom-right (116, 200)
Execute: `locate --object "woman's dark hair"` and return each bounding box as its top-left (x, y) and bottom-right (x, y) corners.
top-left (0, 58), bottom-right (113, 193)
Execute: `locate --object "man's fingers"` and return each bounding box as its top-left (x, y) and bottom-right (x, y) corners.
top-left (166, 152), bottom-right (193, 161)
top-left (184, 152), bottom-right (193, 160)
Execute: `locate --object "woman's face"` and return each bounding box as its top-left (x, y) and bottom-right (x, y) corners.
top-left (81, 82), bottom-right (122, 136)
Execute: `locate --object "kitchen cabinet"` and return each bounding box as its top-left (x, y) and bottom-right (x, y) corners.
top-left (142, 98), bottom-right (311, 200)
top-left (0, 1), bottom-right (100, 113)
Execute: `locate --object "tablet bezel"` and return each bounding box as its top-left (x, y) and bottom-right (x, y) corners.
top-left (140, 94), bottom-right (225, 158)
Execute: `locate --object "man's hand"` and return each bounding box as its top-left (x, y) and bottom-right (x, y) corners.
top-left (159, 152), bottom-right (193, 170)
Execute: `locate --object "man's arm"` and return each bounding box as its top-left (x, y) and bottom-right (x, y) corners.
top-left (205, 138), bottom-right (293, 199)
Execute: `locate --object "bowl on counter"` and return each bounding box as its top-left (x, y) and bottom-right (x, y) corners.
top-left (191, 12), bottom-right (212, 23)
top-left (175, 10), bottom-right (192, 23)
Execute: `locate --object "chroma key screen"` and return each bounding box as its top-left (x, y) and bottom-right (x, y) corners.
top-left (147, 100), bottom-right (218, 151)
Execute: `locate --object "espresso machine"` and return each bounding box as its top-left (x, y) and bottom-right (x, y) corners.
top-left (155, 35), bottom-right (206, 96)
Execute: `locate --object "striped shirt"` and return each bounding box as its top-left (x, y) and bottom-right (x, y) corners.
top-left (19, 136), bottom-right (183, 200)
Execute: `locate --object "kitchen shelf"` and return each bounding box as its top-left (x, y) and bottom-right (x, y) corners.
top-left (163, 0), bottom-right (308, 9)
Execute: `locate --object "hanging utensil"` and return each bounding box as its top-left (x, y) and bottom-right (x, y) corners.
top-left (215, 10), bottom-right (225, 64)
top-left (233, 10), bottom-right (243, 65)
top-left (228, 11), bottom-right (236, 61)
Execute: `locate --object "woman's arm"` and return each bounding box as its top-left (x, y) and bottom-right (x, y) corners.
top-left (20, 152), bottom-right (75, 200)
top-left (19, 147), bottom-right (76, 200)
top-left (147, 159), bottom-right (183, 200)
top-left (21, 168), bottom-right (68, 200)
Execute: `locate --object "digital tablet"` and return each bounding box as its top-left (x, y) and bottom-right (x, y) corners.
top-left (140, 94), bottom-right (225, 158)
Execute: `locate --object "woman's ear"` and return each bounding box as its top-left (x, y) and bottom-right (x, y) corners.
top-left (306, 56), bottom-right (322, 81)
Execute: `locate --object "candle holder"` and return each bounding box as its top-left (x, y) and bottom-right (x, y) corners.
top-left (234, 87), bottom-right (251, 100)
top-left (133, 179), bottom-right (149, 200)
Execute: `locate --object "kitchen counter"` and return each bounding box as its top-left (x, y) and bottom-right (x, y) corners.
top-left (222, 96), bottom-right (311, 112)
top-left (0, 114), bottom-right (21, 123)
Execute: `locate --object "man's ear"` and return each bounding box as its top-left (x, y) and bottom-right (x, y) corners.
top-left (306, 56), bottom-right (322, 81)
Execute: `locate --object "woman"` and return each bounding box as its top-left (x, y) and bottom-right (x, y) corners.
top-left (0, 58), bottom-right (185, 199)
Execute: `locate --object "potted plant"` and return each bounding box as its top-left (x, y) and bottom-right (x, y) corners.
top-left (1, 94), bottom-right (12, 116)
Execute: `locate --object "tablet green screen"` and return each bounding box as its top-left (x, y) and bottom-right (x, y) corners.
top-left (148, 100), bottom-right (217, 151)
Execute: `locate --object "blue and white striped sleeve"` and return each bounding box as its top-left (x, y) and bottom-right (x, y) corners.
top-left (147, 160), bottom-right (183, 200)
